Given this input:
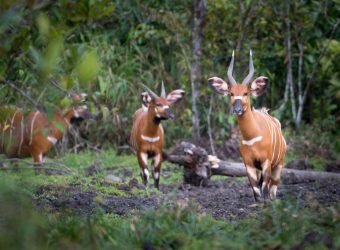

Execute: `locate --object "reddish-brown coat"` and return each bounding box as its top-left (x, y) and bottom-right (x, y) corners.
top-left (130, 89), bottom-right (185, 189)
top-left (0, 106), bottom-right (90, 164)
top-left (209, 73), bottom-right (286, 201)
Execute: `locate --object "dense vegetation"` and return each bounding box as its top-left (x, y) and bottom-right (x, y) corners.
top-left (0, 0), bottom-right (339, 148)
top-left (0, 1), bottom-right (339, 249)
top-left (0, 151), bottom-right (339, 249)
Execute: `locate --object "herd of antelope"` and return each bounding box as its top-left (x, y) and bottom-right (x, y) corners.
top-left (0, 50), bottom-right (286, 202)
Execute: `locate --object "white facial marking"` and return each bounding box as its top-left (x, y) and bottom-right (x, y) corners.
top-left (270, 185), bottom-right (277, 200)
top-left (141, 134), bottom-right (160, 143)
top-left (154, 107), bottom-right (161, 117)
top-left (162, 105), bottom-right (169, 109)
top-left (242, 136), bottom-right (263, 146)
top-left (234, 96), bottom-right (243, 100)
top-left (153, 154), bottom-right (161, 167)
top-left (141, 152), bottom-right (148, 166)
top-left (47, 136), bottom-right (58, 145)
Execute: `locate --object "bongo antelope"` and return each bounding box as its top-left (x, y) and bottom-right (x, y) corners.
top-left (208, 50), bottom-right (286, 201)
top-left (130, 83), bottom-right (185, 189)
top-left (0, 105), bottom-right (92, 164)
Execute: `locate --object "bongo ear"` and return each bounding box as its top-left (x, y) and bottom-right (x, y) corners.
top-left (166, 89), bottom-right (185, 105)
top-left (208, 77), bottom-right (230, 96)
top-left (250, 76), bottom-right (269, 97)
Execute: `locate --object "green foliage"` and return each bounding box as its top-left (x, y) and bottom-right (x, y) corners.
top-left (284, 119), bottom-right (339, 170)
top-left (0, 0), bottom-right (339, 150)
top-left (0, 176), bottom-right (48, 249)
top-left (0, 171), bottom-right (339, 249)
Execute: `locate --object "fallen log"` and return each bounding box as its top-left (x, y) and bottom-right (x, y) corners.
top-left (164, 141), bottom-right (340, 186)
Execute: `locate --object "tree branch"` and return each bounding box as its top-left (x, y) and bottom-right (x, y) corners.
top-left (301, 19), bottom-right (340, 106)
top-left (4, 81), bottom-right (39, 107)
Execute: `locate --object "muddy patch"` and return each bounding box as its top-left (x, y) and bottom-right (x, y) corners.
top-left (35, 177), bottom-right (340, 220)
top-left (36, 185), bottom-right (96, 215)
top-left (101, 196), bottom-right (158, 215)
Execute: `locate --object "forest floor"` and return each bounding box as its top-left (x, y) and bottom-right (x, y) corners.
top-left (34, 162), bottom-right (340, 221)
top-left (1, 148), bottom-right (339, 249)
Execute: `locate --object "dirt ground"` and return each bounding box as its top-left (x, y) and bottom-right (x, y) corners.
top-left (35, 167), bottom-right (340, 220)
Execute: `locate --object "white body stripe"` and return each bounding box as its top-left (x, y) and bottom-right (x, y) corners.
top-left (254, 109), bottom-right (285, 168)
top-left (29, 111), bottom-right (40, 146)
top-left (18, 116), bottom-right (24, 155)
top-left (259, 111), bottom-right (274, 162)
top-left (141, 134), bottom-right (160, 143)
top-left (8, 110), bottom-right (20, 150)
top-left (242, 136), bottom-right (263, 146)
top-left (271, 115), bottom-right (277, 164)
top-left (273, 121), bottom-right (282, 167)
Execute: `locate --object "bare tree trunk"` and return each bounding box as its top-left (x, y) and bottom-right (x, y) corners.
top-left (295, 42), bottom-right (304, 128)
top-left (235, 1), bottom-right (256, 52)
top-left (206, 95), bottom-right (216, 155)
top-left (284, 1), bottom-right (297, 121)
top-left (190, 0), bottom-right (207, 140)
top-left (295, 19), bottom-right (339, 128)
top-left (164, 141), bottom-right (340, 186)
top-left (211, 161), bottom-right (340, 184)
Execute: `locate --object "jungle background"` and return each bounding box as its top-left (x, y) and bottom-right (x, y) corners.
top-left (0, 0), bottom-right (339, 249)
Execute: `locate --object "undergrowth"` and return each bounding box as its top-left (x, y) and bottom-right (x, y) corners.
top-left (0, 174), bottom-right (339, 250)
top-left (0, 147), bottom-right (339, 249)
top-left (283, 121), bottom-right (339, 171)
